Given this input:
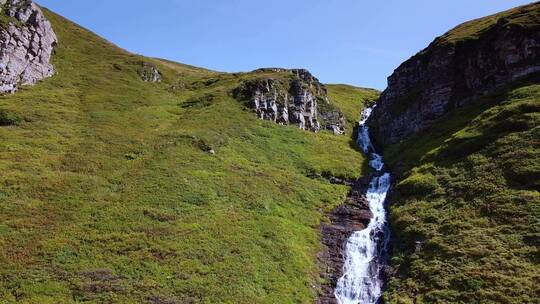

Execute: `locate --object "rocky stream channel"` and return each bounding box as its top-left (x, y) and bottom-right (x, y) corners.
top-left (320, 107), bottom-right (391, 304)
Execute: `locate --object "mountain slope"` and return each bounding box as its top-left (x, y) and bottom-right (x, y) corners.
top-left (384, 81), bottom-right (539, 304)
top-left (0, 7), bottom-right (377, 304)
top-left (371, 2), bottom-right (539, 146)
top-left (370, 3), bottom-right (540, 303)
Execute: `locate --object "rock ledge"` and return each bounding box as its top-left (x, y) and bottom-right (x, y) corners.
top-left (233, 68), bottom-right (346, 134)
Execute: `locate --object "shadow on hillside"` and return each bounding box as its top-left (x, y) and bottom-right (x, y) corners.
top-left (383, 74), bottom-right (540, 176)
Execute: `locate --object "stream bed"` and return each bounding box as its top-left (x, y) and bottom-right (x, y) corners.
top-left (334, 107), bottom-right (391, 304)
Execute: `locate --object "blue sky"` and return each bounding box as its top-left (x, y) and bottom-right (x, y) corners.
top-left (38, 0), bottom-right (533, 90)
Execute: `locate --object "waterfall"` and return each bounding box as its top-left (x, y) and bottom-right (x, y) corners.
top-left (334, 106), bottom-right (391, 304)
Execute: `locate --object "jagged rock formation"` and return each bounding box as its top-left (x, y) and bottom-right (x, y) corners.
top-left (370, 2), bottom-right (540, 145)
top-left (139, 62), bottom-right (162, 83)
top-left (0, 0), bottom-right (57, 93)
top-left (233, 68), bottom-right (346, 134)
top-left (318, 178), bottom-right (372, 304)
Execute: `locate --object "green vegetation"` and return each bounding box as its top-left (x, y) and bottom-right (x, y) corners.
top-left (0, 8), bottom-right (376, 304)
top-left (435, 2), bottom-right (539, 45)
top-left (383, 80), bottom-right (540, 304)
top-left (0, 1), bottom-right (26, 28)
top-left (327, 84), bottom-right (379, 126)
top-left (0, 109), bottom-right (22, 126)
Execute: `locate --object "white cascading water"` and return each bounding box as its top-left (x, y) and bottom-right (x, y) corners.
top-left (334, 106), bottom-right (391, 304)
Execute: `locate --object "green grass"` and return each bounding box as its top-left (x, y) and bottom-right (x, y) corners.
top-left (0, 1), bottom-right (26, 28)
top-left (382, 81), bottom-right (540, 304)
top-left (0, 8), bottom-right (376, 304)
top-left (327, 84), bottom-right (379, 126)
top-left (434, 2), bottom-right (539, 46)
top-left (0, 109), bottom-right (22, 126)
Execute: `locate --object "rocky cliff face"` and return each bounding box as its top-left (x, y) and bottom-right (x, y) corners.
top-left (233, 68), bottom-right (346, 134)
top-left (0, 0), bottom-right (57, 93)
top-left (317, 177), bottom-right (372, 304)
top-left (370, 3), bottom-right (540, 145)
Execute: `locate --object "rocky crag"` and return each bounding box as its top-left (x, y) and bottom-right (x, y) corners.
top-left (233, 68), bottom-right (346, 134)
top-left (139, 62), bottom-right (162, 83)
top-left (0, 0), bottom-right (57, 93)
top-left (370, 2), bottom-right (540, 145)
top-left (317, 177), bottom-right (372, 304)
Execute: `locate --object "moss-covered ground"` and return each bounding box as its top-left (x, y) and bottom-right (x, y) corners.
top-left (383, 79), bottom-right (540, 304)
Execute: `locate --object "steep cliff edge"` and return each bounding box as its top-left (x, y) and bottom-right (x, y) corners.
top-left (371, 2), bottom-right (539, 146)
top-left (0, 0), bottom-right (57, 93)
top-left (370, 3), bottom-right (540, 303)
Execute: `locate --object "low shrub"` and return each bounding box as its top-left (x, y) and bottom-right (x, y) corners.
top-left (0, 109), bottom-right (22, 126)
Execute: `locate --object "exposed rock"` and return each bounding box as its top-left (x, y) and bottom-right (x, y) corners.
top-left (320, 110), bottom-right (346, 135)
top-left (370, 2), bottom-right (540, 146)
top-left (140, 62), bottom-right (162, 82)
top-left (79, 269), bottom-right (119, 282)
top-left (317, 178), bottom-right (372, 304)
top-left (145, 295), bottom-right (180, 304)
top-left (76, 269), bottom-right (124, 300)
top-left (0, 0), bottom-right (57, 93)
top-left (233, 68), bottom-right (346, 133)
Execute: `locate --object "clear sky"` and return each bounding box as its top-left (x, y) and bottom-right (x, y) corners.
top-left (38, 0), bottom-right (533, 90)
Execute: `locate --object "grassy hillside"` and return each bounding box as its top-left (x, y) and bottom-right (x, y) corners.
top-left (435, 2), bottom-right (539, 46)
top-left (0, 8), bottom-right (378, 304)
top-left (327, 84), bottom-right (379, 126)
top-left (382, 78), bottom-right (540, 303)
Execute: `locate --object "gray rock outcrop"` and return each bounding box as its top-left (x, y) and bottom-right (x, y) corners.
top-left (233, 68), bottom-right (346, 133)
top-left (139, 62), bottom-right (162, 83)
top-left (370, 2), bottom-right (540, 146)
top-left (0, 0), bottom-right (57, 93)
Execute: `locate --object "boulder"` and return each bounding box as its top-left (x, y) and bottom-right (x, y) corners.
top-left (139, 62), bottom-right (162, 83)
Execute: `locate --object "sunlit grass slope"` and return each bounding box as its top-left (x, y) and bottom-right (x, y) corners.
top-left (327, 84), bottom-right (379, 125)
top-left (0, 8), bottom-right (378, 304)
top-left (383, 78), bottom-right (540, 304)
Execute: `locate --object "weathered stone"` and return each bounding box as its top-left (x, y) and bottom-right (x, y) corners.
top-left (317, 177), bottom-right (372, 304)
top-left (0, 0), bottom-right (57, 93)
top-left (233, 68), bottom-right (346, 133)
top-left (370, 3), bottom-right (540, 146)
top-left (139, 62), bottom-right (162, 83)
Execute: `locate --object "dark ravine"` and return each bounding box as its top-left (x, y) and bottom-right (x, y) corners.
top-left (317, 177), bottom-right (372, 304)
